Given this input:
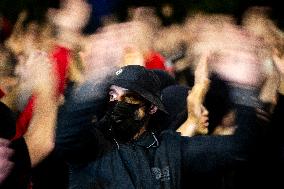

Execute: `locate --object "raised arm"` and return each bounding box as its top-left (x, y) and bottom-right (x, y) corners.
top-left (54, 81), bottom-right (111, 162)
top-left (180, 51), bottom-right (262, 173)
top-left (21, 51), bottom-right (58, 167)
top-left (177, 53), bottom-right (210, 136)
top-left (181, 104), bottom-right (259, 174)
top-left (0, 51), bottom-right (59, 188)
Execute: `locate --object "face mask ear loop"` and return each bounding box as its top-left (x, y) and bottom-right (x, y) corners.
top-left (113, 138), bottom-right (120, 150)
top-left (109, 125), bottom-right (120, 150)
top-left (146, 132), bottom-right (159, 148)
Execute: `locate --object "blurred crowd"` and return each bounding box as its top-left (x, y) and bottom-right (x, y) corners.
top-left (0, 0), bottom-right (284, 189)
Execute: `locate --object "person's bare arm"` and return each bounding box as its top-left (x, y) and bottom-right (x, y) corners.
top-left (177, 53), bottom-right (210, 136)
top-left (21, 51), bottom-right (58, 167)
top-left (272, 52), bottom-right (284, 76)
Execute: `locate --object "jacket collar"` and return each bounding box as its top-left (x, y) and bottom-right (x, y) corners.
top-left (112, 131), bottom-right (160, 150)
top-left (134, 131), bottom-right (159, 148)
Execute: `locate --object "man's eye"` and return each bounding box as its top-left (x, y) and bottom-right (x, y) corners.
top-left (109, 92), bottom-right (117, 101)
top-left (123, 96), bottom-right (142, 104)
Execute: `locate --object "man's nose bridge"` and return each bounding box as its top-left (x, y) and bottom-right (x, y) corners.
top-left (202, 107), bottom-right (209, 116)
top-left (113, 93), bottom-right (125, 102)
top-left (115, 92), bottom-right (125, 101)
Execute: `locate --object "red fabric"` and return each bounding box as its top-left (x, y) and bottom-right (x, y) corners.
top-left (1, 17), bottom-right (12, 40)
top-left (0, 88), bottom-right (5, 98)
top-left (13, 45), bottom-right (70, 140)
top-left (14, 96), bottom-right (36, 140)
top-left (145, 52), bottom-right (166, 70)
top-left (51, 46), bottom-right (70, 95)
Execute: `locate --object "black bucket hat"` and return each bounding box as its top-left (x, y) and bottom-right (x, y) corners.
top-left (111, 65), bottom-right (167, 113)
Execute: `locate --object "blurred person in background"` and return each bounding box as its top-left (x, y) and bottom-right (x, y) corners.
top-left (177, 9), bottom-right (284, 188)
top-left (153, 24), bottom-right (188, 80)
top-left (0, 44), bottom-right (18, 139)
top-left (52, 51), bottom-right (263, 189)
top-left (0, 51), bottom-right (58, 189)
top-left (241, 7), bottom-right (284, 188)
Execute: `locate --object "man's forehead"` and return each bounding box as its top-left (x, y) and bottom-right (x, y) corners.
top-left (110, 85), bottom-right (129, 92)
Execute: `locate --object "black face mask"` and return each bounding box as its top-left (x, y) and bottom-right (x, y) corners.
top-left (106, 101), bottom-right (148, 143)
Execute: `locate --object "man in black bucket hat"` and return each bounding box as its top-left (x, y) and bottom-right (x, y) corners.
top-left (55, 60), bottom-right (261, 189)
top-left (103, 65), bottom-right (169, 143)
top-left (111, 65), bottom-right (167, 114)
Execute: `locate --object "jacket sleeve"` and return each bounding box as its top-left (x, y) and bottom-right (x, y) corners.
top-left (0, 101), bottom-right (16, 139)
top-left (181, 105), bottom-right (259, 174)
top-left (1, 138), bottom-right (31, 189)
top-left (54, 91), bottom-right (111, 163)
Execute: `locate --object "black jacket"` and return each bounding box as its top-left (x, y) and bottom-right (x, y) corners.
top-left (0, 102), bottom-right (31, 189)
top-left (55, 104), bottom-right (259, 189)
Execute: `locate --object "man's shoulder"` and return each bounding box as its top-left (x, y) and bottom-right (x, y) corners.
top-left (158, 130), bottom-right (183, 145)
top-left (160, 129), bottom-right (181, 137)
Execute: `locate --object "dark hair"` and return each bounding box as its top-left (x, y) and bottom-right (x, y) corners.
top-left (204, 74), bottom-right (233, 134)
top-left (111, 65), bottom-right (167, 113)
top-left (148, 84), bottom-right (189, 132)
top-left (152, 69), bottom-right (177, 90)
top-left (0, 44), bottom-right (17, 77)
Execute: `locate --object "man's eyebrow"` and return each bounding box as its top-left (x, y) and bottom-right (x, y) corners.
top-left (122, 88), bottom-right (129, 92)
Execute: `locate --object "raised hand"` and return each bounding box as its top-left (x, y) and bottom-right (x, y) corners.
top-left (177, 53), bottom-right (210, 136)
top-left (189, 53), bottom-right (210, 119)
top-left (4, 11), bottom-right (27, 55)
top-left (20, 50), bottom-right (57, 96)
top-left (48, 0), bottom-right (91, 32)
top-left (272, 51), bottom-right (284, 76)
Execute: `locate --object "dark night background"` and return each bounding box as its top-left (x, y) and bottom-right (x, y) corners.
top-left (0, 0), bottom-right (283, 33)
